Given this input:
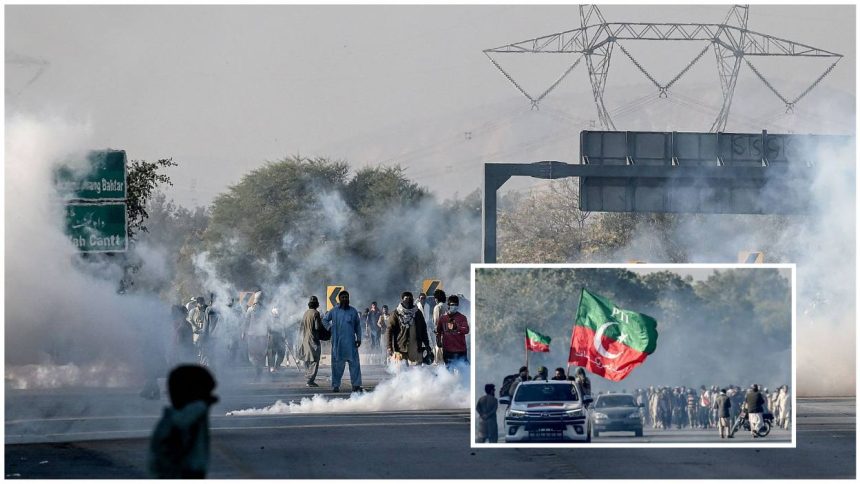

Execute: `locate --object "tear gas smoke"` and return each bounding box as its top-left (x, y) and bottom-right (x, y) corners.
top-left (225, 362), bottom-right (469, 415)
top-left (5, 116), bottom-right (172, 388)
top-left (190, 186), bottom-right (477, 338)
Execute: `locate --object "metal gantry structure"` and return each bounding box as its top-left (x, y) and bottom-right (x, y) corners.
top-left (484, 5), bottom-right (843, 132)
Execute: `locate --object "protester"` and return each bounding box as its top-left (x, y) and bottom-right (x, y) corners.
top-left (551, 368), bottom-right (567, 381)
top-left (242, 291), bottom-right (270, 382)
top-left (574, 367), bottom-right (592, 405)
top-left (266, 307), bottom-right (287, 373)
top-left (714, 388), bottom-right (732, 438)
top-left (148, 365), bottom-right (218, 478)
top-left (778, 385), bottom-right (791, 429)
top-left (475, 384), bottom-right (499, 443)
top-left (186, 297), bottom-right (208, 361)
top-left (387, 291), bottom-right (431, 366)
top-left (744, 384), bottom-right (766, 438)
top-left (416, 293), bottom-right (429, 319)
top-left (323, 290), bottom-right (363, 392)
top-left (366, 302), bottom-right (382, 350)
top-left (435, 295), bottom-right (469, 366)
top-left (431, 289), bottom-right (447, 364)
top-left (297, 296), bottom-right (324, 387)
top-left (533, 366), bottom-right (549, 381)
top-left (686, 389), bottom-right (698, 429)
top-left (508, 366), bottom-right (531, 399)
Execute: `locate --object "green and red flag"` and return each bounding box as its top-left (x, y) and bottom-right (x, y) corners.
top-left (525, 328), bottom-right (551, 353)
top-left (568, 288), bottom-right (658, 381)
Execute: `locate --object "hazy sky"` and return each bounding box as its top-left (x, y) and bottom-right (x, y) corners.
top-left (6, 4), bottom-right (855, 208)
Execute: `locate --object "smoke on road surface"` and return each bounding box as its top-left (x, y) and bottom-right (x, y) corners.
top-left (226, 362), bottom-right (469, 415)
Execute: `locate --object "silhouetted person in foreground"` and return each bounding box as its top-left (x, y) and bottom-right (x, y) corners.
top-left (148, 365), bottom-right (218, 478)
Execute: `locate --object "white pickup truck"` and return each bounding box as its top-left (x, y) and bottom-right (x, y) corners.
top-left (500, 380), bottom-right (592, 443)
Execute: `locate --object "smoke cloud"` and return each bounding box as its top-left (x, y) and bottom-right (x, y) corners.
top-left (225, 362), bottom-right (469, 415)
top-left (5, 116), bottom-right (172, 389)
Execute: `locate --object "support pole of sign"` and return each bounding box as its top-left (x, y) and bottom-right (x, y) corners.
top-left (483, 165), bottom-right (511, 263)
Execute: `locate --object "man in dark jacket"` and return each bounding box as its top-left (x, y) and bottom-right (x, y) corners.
top-left (387, 292), bottom-right (431, 365)
top-left (714, 388), bottom-right (732, 438)
top-left (745, 384), bottom-right (767, 437)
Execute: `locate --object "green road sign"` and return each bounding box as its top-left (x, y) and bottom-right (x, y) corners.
top-left (56, 150), bottom-right (127, 200)
top-left (65, 203), bottom-right (128, 252)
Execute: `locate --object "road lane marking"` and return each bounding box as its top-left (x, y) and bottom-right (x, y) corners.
top-left (6, 420), bottom-right (469, 441)
top-left (5, 410), bottom-right (469, 425)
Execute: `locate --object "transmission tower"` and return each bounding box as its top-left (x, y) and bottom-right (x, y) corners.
top-left (484, 5), bottom-right (843, 132)
top-left (5, 52), bottom-right (49, 98)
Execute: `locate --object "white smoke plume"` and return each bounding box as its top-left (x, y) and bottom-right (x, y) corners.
top-left (5, 116), bottom-right (172, 388)
top-left (225, 362), bottom-right (469, 415)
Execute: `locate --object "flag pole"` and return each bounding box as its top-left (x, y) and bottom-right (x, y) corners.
top-left (525, 328), bottom-right (529, 373)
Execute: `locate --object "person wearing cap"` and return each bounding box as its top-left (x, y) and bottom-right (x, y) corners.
top-left (475, 383), bottom-right (499, 443)
top-left (148, 364), bottom-right (218, 478)
top-left (186, 297), bottom-right (207, 345)
top-left (323, 290), bottom-right (363, 392)
top-left (435, 295), bottom-right (469, 366)
top-left (298, 295), bottom-right (324, 387)
top-left (508, 366), bottom-right (531, 400)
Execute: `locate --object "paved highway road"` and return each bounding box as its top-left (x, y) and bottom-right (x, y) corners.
top-left (4, 365), bottom-right (854, 479)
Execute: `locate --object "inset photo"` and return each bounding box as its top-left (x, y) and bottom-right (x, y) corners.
top-left (471, 264), bottom-right (795, 448)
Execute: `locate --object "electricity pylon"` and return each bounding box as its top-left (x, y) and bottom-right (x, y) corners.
top-left (484, 5), bottom-right (843, 132)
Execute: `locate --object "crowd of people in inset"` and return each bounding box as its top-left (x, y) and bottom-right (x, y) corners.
top-left (635, 384), bottom-right (791, 438)
top-left (476, 364), bottom-right (790, 443)
top-left (161, 287), bottom-right (470, 393)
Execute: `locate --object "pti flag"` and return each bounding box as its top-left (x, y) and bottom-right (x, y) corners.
top-left (525, 328), bottom-right (551, 352)
top-left (568, 288), bottom-right (658, 381)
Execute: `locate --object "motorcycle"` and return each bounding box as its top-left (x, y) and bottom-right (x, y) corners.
top-left (729, 409), bottom-right (774, 437)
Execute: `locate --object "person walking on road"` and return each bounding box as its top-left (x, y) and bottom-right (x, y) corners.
top-left (476, 384), bottom-right (499, 443)
top-left (778, 385), bottom-right (791, 429)
top-left (366, 302), bottom-right (382, 350)
top-left (431, 289), bottom-right (447, 364)
top-left (435, 295), bottom-right (469, 366)
top-left (298, 296), bottom-right (324, 387)
top-left (323, 290), bottom-right (363, 392)
top-left (387, 291), bottom-right (431, 366)
top-left (714, 388), bottom-right (732, 438)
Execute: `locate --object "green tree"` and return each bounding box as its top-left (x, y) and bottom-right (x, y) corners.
top-left (126, 158), bottom-right (178, 241)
